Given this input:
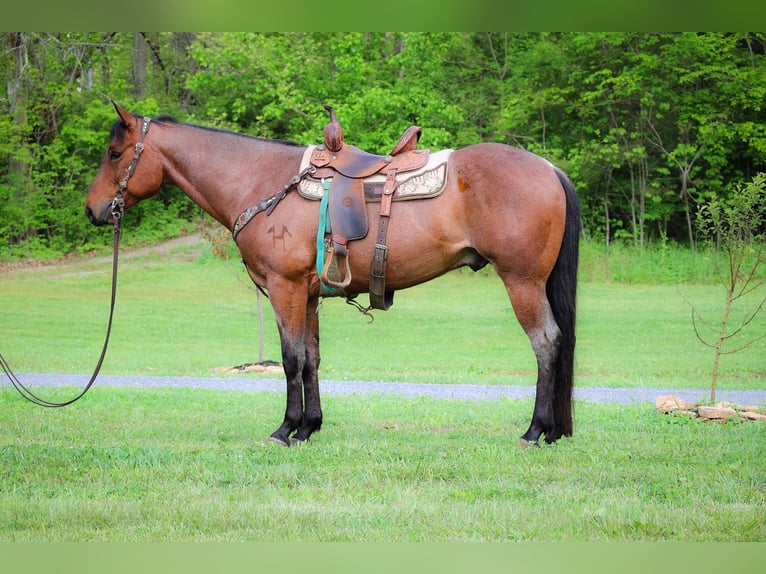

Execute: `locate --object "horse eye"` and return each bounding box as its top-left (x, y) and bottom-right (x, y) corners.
top-left (109, 150), bottom-right (122, 161)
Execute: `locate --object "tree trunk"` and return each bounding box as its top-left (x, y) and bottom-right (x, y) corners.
top-left (604, 167), bottom-right (613, 246)
top-left (7, 34), bottom-right (30, 204)
top-left (172, 32), bottom-right (198, 110)
top-left (638, 155), bottom-right (648, 248)
top-left (683, 189), bottom-right (695, 251)
top-left (710, 286), bottom-right (734, 404)
top-left (257, 290), bottom-right (266, 363)
top-left (132, 32), bottom-right (147, 97)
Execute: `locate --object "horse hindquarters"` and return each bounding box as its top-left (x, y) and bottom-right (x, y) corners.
top-left (456, 145), bottom-right (580, 444)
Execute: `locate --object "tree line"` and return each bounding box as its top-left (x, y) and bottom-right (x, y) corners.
top-left (1, 32), bottom-right (764, 258)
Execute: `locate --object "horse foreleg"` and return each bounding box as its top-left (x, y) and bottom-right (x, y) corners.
top-left (268, 284), bottom-right (311, 446)
top-left (292, 297), bottom-right (322, 443)
top-left (269, 333), bottom-right (305, 445)
top-left (267, 285), bottom-right (323, 445)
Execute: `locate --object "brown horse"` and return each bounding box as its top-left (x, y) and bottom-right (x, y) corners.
top-left (86, 103), bottom-right (580, 447)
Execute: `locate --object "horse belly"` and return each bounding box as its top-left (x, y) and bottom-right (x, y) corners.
top-left (344, 191), bottom-right (473, 293)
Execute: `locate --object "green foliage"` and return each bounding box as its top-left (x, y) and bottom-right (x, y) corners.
top-left (697, 174), bottom-right (766, 251)
top-left (1, 33), bottom-right (765, 259)
top-left (579, 239), bottom-right (720, 284)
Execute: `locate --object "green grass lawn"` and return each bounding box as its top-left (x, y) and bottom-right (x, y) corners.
top-left (1, 239), bottom-right (764, 390)
top-left (1, 238), bottom-right (765, 542)
top-left (1, 387), bottom-right (764, 541)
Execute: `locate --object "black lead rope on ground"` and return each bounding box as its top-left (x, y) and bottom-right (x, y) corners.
top-left (0, 215), bottom-right (123, 408)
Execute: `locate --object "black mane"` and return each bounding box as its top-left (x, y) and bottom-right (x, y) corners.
top-left (109, 113), bottom-right (301, 147)
top-left (154, 114), bottom-right (178, 124)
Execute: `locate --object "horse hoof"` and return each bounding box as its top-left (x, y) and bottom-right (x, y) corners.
top-left (518, 438), bottom-right (540, 449)
top-left (268, 434), bottom-right (291, 447)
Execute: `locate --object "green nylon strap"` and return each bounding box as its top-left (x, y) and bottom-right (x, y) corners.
top-left (316, 180), bottom-right (335, 294)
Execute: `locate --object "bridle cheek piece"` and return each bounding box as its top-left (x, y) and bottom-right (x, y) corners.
top-left (112, 116), bottom-right (151, 226)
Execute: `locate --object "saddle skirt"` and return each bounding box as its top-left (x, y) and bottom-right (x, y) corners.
top-left (298, 146), bottom-right (453, 203)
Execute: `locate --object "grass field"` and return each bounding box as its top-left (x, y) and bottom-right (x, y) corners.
top-left (1, 387), bottom-right (764, 541)
top-left (1, 237), bottom-right (764, 390)
top-left (1, 237), bottom-right (765, 541)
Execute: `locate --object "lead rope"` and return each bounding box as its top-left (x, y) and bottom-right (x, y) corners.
top-left (0, 116), bottom-right (150, 407)
top-left (0, 200), bottom-right (123, 407)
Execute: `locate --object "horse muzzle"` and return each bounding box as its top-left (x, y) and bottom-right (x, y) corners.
top-left (85, 203), bottom-right (111, 227)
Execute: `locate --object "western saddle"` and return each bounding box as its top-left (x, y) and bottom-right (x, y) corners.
top-left (311, 105), bottom-right (429, 310)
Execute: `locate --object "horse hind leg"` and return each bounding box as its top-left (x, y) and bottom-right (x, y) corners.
top-left (505, 281), bottom-right (563, 446)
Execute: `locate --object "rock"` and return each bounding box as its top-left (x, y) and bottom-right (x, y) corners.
top-left (698, 405), bottom-right (739, 421)
top-left (655, 395), bottom-right (764, 423)
top-left (740, 405), bottom-right (763, 413)
top-left (740, 411), bottom-right (766, 422)
top-left (655, 395), bottom-right (696, 413)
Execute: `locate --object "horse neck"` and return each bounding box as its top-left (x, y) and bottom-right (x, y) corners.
top-left (155, 123), bottom-right (306, 228)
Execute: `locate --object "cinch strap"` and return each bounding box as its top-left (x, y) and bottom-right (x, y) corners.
top-left (316, 179), bottom-right (335, 294)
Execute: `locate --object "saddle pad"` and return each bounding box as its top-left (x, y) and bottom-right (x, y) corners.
top-left (298, 146), bottom-right (453, 202)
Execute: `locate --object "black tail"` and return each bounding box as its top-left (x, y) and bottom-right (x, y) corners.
top-left (547, 169), bottom-right (581, 437)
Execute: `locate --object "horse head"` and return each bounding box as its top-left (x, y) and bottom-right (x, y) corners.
top-left (85, 102), bottom-right (164, 226)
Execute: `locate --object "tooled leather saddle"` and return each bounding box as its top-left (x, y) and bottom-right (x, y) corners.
top-left (311, 105), bottom-right (431, 310)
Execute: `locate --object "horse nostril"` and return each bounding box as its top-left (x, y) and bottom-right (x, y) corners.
top-left (85, 205), bottom-right (105, 226)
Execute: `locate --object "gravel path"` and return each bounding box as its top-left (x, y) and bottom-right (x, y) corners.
top-left (12, 373), bottom-right (766, 406)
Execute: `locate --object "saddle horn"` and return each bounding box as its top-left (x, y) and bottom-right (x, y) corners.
top-left (323, 104), bottom-right (344, 152)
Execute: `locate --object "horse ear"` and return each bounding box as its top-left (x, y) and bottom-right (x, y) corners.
top-left (112, 101), bottom-right (135, 130)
